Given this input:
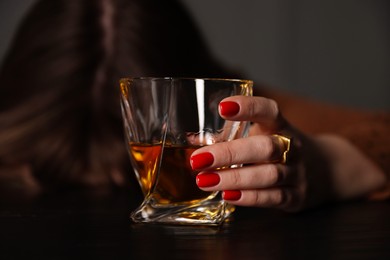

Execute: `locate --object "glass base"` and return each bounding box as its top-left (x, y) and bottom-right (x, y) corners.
top-left (130, 197), bottom-right (235, 226)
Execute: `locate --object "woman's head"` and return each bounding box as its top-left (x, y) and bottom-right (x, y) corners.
top-left (0, 0), bottom-right (233, 194)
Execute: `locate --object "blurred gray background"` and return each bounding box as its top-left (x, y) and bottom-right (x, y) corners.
top-left (1, 0), bottom-right (389, 109)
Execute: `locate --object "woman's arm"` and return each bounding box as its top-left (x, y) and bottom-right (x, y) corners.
top-left (264, 88), bottom-right (390, 199)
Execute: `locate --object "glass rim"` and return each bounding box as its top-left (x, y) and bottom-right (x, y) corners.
top-left (120, 77), bottom-right (253, 84)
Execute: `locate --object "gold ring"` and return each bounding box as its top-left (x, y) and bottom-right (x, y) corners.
top-left (272, 134), bottom-right (291, 164)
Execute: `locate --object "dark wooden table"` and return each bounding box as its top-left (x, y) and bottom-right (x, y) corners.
top-left (1, 189), bottom-right (390, 259)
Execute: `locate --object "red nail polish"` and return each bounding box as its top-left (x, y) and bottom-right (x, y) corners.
top-left (190, 152), bottom-right (214, 170)
top-left (219, 101), bottom-right (240, 117)
top-left (223, 190), bottom-right (242, 201)
top-left (196, 173), bottom-right (220, 188)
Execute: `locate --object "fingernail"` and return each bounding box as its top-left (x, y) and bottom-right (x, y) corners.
top-left (219, 101), bottom-right (240, 117)
top-left (190, 152), bottom-right (214, 170)
top-left (223, 190), bottom-right (242, 201)
top-left (196, 173), bottom-right (220, 188)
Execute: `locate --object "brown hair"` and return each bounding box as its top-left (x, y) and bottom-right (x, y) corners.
top-left (0, 0), bottom-right (234, 195)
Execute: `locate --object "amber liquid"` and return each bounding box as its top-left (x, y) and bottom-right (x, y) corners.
top-left (129, 143), bottom-right (213, 205)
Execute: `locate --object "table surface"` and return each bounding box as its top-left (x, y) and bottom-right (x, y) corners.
top-left (1, 189), bottom-right (390, 260)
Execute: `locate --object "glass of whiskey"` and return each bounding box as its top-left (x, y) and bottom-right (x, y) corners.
top-left (119, 77), bottom-right (253, 225)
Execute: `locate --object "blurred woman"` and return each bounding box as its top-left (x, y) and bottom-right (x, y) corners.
top-left (0, 0), bottom-right (388, 210)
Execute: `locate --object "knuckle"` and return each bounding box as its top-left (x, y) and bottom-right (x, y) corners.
top-left (253, 191), bottom-right (262, 205)
top-left (247, 98), bottom-right (257, 119)
top-left (223, 144), bottom-right (235, 165)
top-left (264, 164), bottom-right (280, 186)
top-left (221, 141), bottom-right (245, 166)
top-left (274, 189), bottom-right (286, 206)
top-left (252, 135), bottom-right (275, 160)
top-left (264, 136), bottom-right (276, 159)
top-left (254, 191), bottom-right (269, 206)
top-left (229, 168), bottom-right (242, 187)
top-left (253, 189), bottom-right (285, 207)
top-left (268, 98), bottom-right (280, 120)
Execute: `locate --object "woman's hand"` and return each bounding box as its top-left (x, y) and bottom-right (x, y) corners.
top-left (190, 96), bottom-right (386, 212)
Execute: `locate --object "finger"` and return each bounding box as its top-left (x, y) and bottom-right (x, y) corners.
top-left (190, 135), bottom-right (288, 170)
top-left (219, 96), bottom-right (287, 132)
top-left (196, 164), bottom-right (292, 191)
top-left (222, 187), bottom-right (303, 211)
